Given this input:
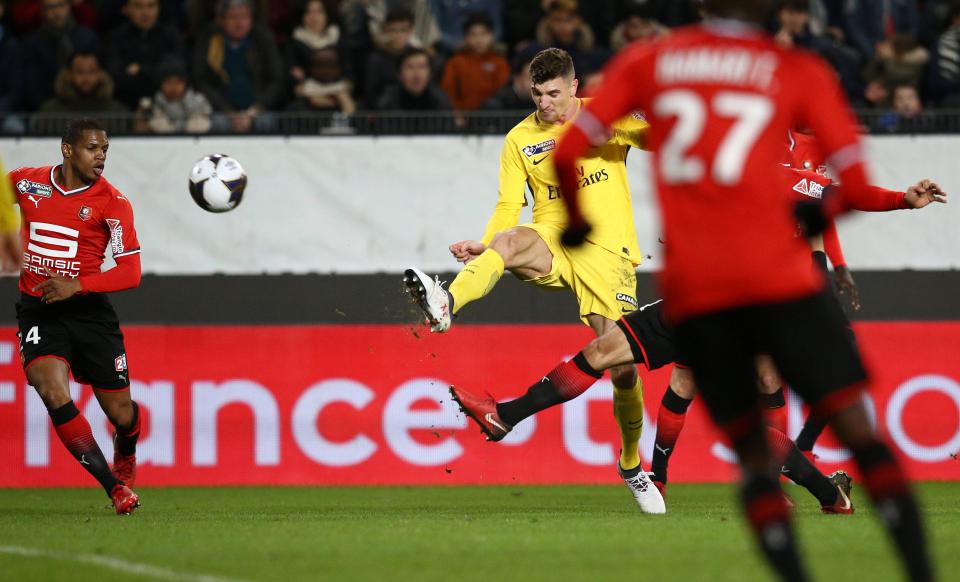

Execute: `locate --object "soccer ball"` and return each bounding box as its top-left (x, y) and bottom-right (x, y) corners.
top-left (188, 154), bottom-right (247, 213)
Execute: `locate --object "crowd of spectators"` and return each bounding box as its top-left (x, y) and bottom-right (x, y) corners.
top-left (1, 0), bottom-right (959, 134)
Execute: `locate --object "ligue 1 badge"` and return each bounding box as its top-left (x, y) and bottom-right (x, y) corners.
top-left (78, 205), bottom-right (92, 221)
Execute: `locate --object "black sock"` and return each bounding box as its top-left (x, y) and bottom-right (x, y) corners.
top-left (496, 353), bottom-right (602, 427)
top-left (794, 413), bottom-right (827, 452)
top-left (781, 447), bottom-right (838, 506)
top-left (741, 474), bottom-right (808, 582)
top-left (50, 401), bottom-right (118, 494)
top-left (114, 401), bottom-right (141, 457)
top-left (651, 386), bottom-right (692, 483)
top-left (854, 441), bottom-right (933, 582)
top-left (762, 387), bottom-right (786, 409)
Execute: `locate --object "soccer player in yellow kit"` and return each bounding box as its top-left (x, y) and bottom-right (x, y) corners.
top-left (405, 48), bottom-right (665, 513)
top-left (0, 156), bottom-right (22, 272)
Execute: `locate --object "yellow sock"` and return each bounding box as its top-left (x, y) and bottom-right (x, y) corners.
top-left (613, 374), bottom-right (644, 471)
top-left (447, 249), bottom-right (505, 315)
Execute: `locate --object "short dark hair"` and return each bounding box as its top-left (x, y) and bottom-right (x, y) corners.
top-left (462, 12), bottom-right (494, 34)
top-left (68, 50), bottom-right (99, 68)
top-left (384, 7), bottom-right (414, 25)
top-left (529, 48), bottom-right (574, 85)
top-left (398, 46), bottom-right (430, 68)
top-left (62, 118), bottom-right (106, 145)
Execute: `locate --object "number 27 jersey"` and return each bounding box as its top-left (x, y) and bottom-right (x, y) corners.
top-left (9, 165), bottom-right (141, 297)
top-left (578, 23), bottom-right (864, 320)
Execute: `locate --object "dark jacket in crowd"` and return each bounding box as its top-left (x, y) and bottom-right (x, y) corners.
top-left (376, 83), bottom-right (451, 110)
top-left (193, 24), bottom-right (285, 111)
top-left (21, 19), bottom-right (99, 110)
top-left (106, 21), bottom-right (186, 109)
top-left (0, 25), bottom-right (23, 113)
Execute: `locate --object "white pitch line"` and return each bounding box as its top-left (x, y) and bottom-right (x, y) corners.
top-left (0, 545), bottom-right (248, 582)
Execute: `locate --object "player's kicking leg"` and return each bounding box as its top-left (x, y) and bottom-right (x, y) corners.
top-left (405, 227), bottom-right (553, 332)
top-left (451, 304), bottom-right (666, 513)
top-left (26, 358), bottom-right (139, 515)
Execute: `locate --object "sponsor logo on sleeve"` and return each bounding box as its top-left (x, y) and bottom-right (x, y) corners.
top-left (106, 219), bottom-right (124, 254)
top-left (792, 178), bottom-right (824, 199)
top-left (616, 293), bottom-right (639, 310)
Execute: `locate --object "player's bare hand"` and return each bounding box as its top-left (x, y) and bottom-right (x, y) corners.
top-left (904, 179), bottom-right (947, 208)
top-left (32, 268), bottom-right (82, 304)
top-left (0, 230), bottom-right (21, 273)
top-left (449, 240), bottom-right (486, 263)
top-left (833, 265), bottom-right (861, 311)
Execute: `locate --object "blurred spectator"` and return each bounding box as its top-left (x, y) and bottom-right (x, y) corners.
top-left (927, 1), bottom-right (960, 106)
top-left (482, 54), bottom-right (532, 110)
top-left (187, 0), bottom-right (267, 38)
top-left (144, 58), bottom-right (213, 133)
top-left (429, 0), bottom-right (502, 52)
top-left (8, 0), bottom-right (97, 35)
top-left (363, 8), bottom-right (416, 108)
top-left (38, 51), bottom-right (126, 114)
top-left (288, 0), bottom-right (344, 85)
top-left (0, 0), bottom-right (25, 133)
top-left (874, 84), bottom-right (936, 132)
top-left (105, 0), bottom-right (185, 110)
top-left (440, 13), bottom-right (509, 111)
top-left (342, 0), bottom-right (439, 51)
top-left (773, 0), bottom-right (862, 102)
top-left (636, 0), bottom-right (699, 28)
top-left (843, 0), bottom-right (919, 62)
top-left (862, 33), bottom-right (928, 94)
top-left (534, 0), bottom-right (608, 77)
top-left (609, 5), bottom-right (667, 51)
top-left (193, 0), bottom-right (285, 132)
top-left (290, 47), bottom-right (356, 113)
top-left (21, 0), bottom-right (98, 110)
top-left (504, 0), bottom-right (541, 49)
top-left (377, 47), bottom-right (451, 109)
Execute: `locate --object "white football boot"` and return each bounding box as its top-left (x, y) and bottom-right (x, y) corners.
top-left (404, 268), bottom-right (452, 332)
top-left (618, 462), bottom-right (667, 514)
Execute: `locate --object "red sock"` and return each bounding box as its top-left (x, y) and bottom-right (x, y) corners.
top-left (767, 427), bottom-right (794, 466)
top-left (651, 386), bottom-right (692, 483)
top-left (50, 401), bottom-right (117, 493)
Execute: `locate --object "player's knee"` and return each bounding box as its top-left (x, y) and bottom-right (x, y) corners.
top-left (31, 380), bottom-right (71, 409)
top-left (670, 367), bottom-right (697, 399)
top-left (487, 230), bottom-right (518, 262)
top-left (102, 398), bottom-right (134, 428)
top-left (610, 364), bottom-right (637, 389)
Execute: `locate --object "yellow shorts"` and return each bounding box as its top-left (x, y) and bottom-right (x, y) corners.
top-left (516, 222), bottom-right (639, 324)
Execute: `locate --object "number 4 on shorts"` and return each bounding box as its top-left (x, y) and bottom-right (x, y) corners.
top-left (24, 326), bottom-right (41, 345)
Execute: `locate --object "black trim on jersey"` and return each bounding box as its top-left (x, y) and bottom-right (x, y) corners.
top-left (49, 165), bottom-right (93, 196)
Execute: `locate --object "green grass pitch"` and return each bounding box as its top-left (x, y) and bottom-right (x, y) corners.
top-left (0, 483), bottom-right (957, 581)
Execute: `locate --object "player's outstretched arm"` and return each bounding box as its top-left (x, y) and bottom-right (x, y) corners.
top-left (78, 254), bottom-right (142, 293)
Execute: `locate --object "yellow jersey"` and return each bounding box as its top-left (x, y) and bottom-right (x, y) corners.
top-left (0, 157), bottom-right (18, 233)
top-left (481, 98), bottom-right (649, 265)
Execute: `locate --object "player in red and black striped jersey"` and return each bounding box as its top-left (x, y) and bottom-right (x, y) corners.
top-left (7, 118), bottom-right (142, 515)
top-left (553, 2), bottom-right (936, 579)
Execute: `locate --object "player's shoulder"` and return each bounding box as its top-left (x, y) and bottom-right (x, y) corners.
top-left (9, 165), bottom-right (52, 181)
top-left (94, 177), bottom-right (132, 206)
top-left (506, 111), bottom-right (540, 138)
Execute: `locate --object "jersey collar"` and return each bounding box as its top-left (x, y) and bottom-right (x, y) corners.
top-left (50, 165), bottom-right (93, 196)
